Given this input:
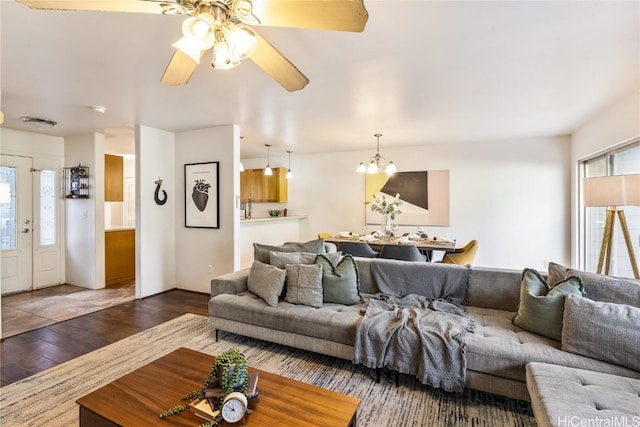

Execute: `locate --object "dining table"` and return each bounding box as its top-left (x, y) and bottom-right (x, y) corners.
top-left (325, 235), bottom-right (456, 261)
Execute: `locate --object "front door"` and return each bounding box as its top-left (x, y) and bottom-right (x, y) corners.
top-left (1, 155), bottom-right (33, 295)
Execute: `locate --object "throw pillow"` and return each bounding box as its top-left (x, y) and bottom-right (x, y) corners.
top-left (285, 264), bottom-right (323, 308)
top-left (315, 254), bottom-right (362, 305)
top-left (562, 295), bottom-right (640, 372)
top-left (512, 268), bottom-right (585, 341)
top-left (546, 262), bottom-right (567, 287)
top-left (247, 260), bottom-right (286, 307)
top-left (565, 269), bottom-right (640, 308)
top-left (270, 251), bottom-right (317, 269)
top-left (269, 251), bottom-right (343, 269)
top-left (253, 238), bottom-right (326, 264)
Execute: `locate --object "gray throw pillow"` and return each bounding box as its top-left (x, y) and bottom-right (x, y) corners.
top-left (247, 260), bottom-right (286, 307)
top-left (253, 238), bottom-right (326, 264)
top-left (270, 251), bottom-right (317, 268)
top-left (315, 254), bottom-right (362, 305)
top-left (562, 295), bottom-right (640, 372)
top-left (512, 268), bottom-right (585, 341)
top-left (566, 269), bottom-right (640, 308)
top-left (285, 264), bottom-right (323, 308)
top-left (546, 262), bottom-right (567, 287)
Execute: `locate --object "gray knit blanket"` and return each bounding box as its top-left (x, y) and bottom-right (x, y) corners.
top-left (354, 293), bottom-right (475, 392)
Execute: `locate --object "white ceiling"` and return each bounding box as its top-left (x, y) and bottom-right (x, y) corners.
top-left (1, 1), bottom-right (638, 158)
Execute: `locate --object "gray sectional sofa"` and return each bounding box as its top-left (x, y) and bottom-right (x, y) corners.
top-left (209, 256), bottom-right (640, 425)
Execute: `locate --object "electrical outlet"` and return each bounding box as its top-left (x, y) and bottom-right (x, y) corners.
top-left (207, 265), bottom-right (213, 274)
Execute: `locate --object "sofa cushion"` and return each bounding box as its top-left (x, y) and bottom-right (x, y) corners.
top-left (316, 254), bottom-right (362, 305)
top-left (285, 264), bottom-right (323, 308)
top-left (253, 238), bottom-right (325, 264)
top-left (247, 261), bottom-right (286, 307)
top-left (209, 291), bottom-right (368, 345)
top-left (465, 306), bottom-right (640, 384)
top-left (562, 295), bottom-right (640, 372)
top-left (565, 269), bottom-right (640, 307)
top-left (512, 269), bottom-right (584, 341)
top-left (526, 363), bottom-right (640, 427)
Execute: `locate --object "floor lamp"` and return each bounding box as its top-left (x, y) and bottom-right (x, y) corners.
top-left (584, 174), bottom-right (640, 279)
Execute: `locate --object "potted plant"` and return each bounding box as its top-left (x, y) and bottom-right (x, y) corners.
top-left (160, 348), bottom-right (250, 426)
top-left (366, 193), bottom-right (403, 239)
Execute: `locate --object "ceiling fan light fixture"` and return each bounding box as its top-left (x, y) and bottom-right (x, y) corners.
top-left (172, 36), bottom-right (204, 63)
top-left (211, 34), bottom-right (240, 69)
top-left (181, 13), bottom-right (215, 50)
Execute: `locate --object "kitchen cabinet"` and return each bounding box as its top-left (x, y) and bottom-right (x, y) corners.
top-left (240, 167), bottom-right (288, 203)
top-left (105, 154), bottom-right (124, 202)
top-left (105, 229), bottom-right (135, 286)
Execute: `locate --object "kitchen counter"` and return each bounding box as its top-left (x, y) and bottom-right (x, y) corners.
top-left (239, 215), bottom-right (308, 269)
top-left (241, 215), bottom-right (307, 223)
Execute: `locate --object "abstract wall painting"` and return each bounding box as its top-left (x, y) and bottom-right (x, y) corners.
top-left (365, 170), bottom-right (450, 226)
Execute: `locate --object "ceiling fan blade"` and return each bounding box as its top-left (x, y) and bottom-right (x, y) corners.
top-left (16, 0), bottom-right (171, 14)
top-left (250, 32), bottom-right (309, 92)
top-left (251, 0), bottom-right (368, 32)
top-left (160, 50), bottom-right (202, 85)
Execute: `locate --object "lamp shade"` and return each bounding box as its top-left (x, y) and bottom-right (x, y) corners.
top-left (584, 174), bottom-right (640, 207)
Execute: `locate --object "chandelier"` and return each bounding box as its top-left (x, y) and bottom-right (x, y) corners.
top-left (356, 134), bottom-right (397, 175)
top-left (171, 3), bottom-right (257, 70)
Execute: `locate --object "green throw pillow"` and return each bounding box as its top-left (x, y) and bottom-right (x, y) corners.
top-left (512, 268), bottom-right (584, 341)
top-left (315, 254), bottom-right (362, 305)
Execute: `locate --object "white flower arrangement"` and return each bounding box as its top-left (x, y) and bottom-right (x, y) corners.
top-left (366, 193), bottom-right (403, 220)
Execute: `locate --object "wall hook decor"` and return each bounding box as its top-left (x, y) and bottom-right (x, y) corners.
top-left (154, 178), bottom-right (167, 205)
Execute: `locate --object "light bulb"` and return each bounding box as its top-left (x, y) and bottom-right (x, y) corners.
top-left (172, 36), bottom-right (204, 63)
top-left (264, 165), bottom-right (273, 176)
top-left (226, 23), bottom-right (257, 60)
top-left (367, 161), bottom-right (379, 174)
top-left (286, 169), bottom-right (293, 179)
top-left (356, 162), bottom-right (367, 173)
top-left (181, 14), bottom-right (215, 50)
top-left (385, 162), bottom-right (397, 175)
top-left (211, 33), bottom-right (240, 69)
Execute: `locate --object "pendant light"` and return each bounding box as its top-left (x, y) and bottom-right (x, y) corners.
top-left (286, 150), bottom-right (293, 179)
top-left (264, 144), bottom-right (273, 176)
top-left (356, 133), bottom-right (397, 175)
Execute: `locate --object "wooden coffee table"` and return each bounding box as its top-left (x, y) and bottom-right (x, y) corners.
top-left (76, 347), bottom-right (360, 426)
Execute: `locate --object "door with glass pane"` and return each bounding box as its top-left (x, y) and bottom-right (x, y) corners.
top-left (1, 155), bottom-right (33, 294)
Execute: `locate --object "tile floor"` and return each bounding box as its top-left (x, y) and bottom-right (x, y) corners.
top-left (1, 282), bottom-right (135, 339)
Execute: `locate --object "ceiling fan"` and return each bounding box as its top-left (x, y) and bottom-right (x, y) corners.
top-left (16, 0), bottom-right (369, 92)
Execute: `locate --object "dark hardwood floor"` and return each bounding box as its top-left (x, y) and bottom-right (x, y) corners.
top-left (0, 289), bottom-right (210, 387)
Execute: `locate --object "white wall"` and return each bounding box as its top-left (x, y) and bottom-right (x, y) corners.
top-left (175, 125), bottom-right (240, 292)
top-left (136, 126), bottom-right (176, 298)
top-left (64, 133), bottom-right (105, 289)
top-left (243, 135), bottom-right (571, 270)
top-left (570, 91), bottom-right (640, 267)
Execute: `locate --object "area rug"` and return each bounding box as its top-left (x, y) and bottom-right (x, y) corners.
top-left (1, 283), bottom-right (135, 339)
top-left (0, 313), bottom-right (535, 427)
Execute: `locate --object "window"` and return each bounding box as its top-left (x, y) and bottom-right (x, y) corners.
top-left (582, 141), bottom-right (640, 278)
top-left (40, 169), bottom-right (56, 246)
top-left (0, 166), bottom-right (17, 251)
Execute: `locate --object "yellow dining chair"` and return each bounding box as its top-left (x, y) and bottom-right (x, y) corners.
top-left (440, 240), bottom-right (479, 265)
top-left (318, 232), bottom-right (332, 239)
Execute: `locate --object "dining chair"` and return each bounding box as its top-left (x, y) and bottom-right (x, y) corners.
top-left (317, 232), bottom-right (332, 239)
top-left (338, 241), bottom-right (378, 258)
top-left (378, 245), bottom-right (427, 262)
top-left (439, 240), bottom-right (479, 265)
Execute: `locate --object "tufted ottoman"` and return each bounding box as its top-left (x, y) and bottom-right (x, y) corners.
top-left (526, 362), bottom-right (640, 427)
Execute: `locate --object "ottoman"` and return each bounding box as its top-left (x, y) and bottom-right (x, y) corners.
top-left (526, 362), bottom-right (640, 427)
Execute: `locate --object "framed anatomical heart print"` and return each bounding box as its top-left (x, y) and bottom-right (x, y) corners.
top-left (185, 161), bottom-right (219, 228)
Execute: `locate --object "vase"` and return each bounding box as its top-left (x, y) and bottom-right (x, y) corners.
top-left (380, 214), bottom-right (393, 240)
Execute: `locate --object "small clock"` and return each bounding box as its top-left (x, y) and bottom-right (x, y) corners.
top-left (221, 391), bottom-right (248, 424)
